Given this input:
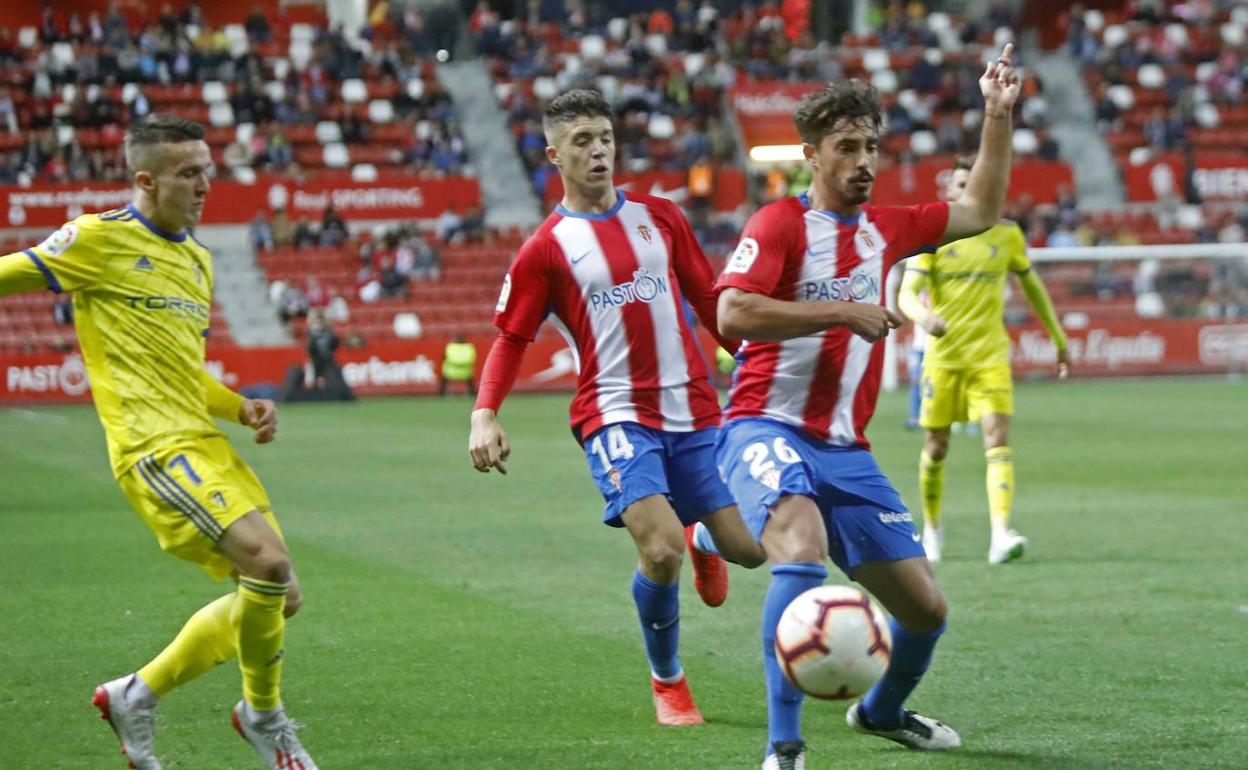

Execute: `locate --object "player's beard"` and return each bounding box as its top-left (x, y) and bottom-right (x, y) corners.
top-left (842, 175), bottom-right (874, 206)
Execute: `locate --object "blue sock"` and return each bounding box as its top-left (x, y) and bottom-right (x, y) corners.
top-left (908, 380), bottom-right (922, 423)
top-left (762, 562), bottom-right (827, 751)
top-left (632, 570), bottom-right (681, 680)
top-left (691, 521), bottom-right (720, 556)
top-left (860, 619), bottom-right (946, 729)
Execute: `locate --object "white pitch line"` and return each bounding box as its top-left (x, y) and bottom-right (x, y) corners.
top-left (10, 409), bottom-right (70, 424)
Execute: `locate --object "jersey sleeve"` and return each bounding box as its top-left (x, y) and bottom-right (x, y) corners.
top-left (656, 199), bottom-right (738, 353)
top-left (1004, 222), bottom-right (1031, 273)
top-left (0, 251), bottom-right (53, 296)
top-left (24, 217), bottom-right (107, 293)
top-left (715, 205), bottom-right (792, 296)
top-left (879, 202), bottom-right (950, 268)
top-left (907, 250), bottom-right (935, 275)
top-left (492, 237), bottom-right (553, 342)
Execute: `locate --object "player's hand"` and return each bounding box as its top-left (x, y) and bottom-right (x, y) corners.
top-left (1056, 347), bottom-right (1070, 380)
top-left (469, 408), bottom-right (511, 474)
top-left (980, 42), bottom-right (1021, 116)
top-left (844, 304), bottom-right (903, 343)
top-left (240, 398), bottom-right (278, 444)
top-left (922, 314), bottom-right (948, 337)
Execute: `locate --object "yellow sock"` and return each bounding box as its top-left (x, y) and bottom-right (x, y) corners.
top-left (137, 593), bottom-right (239, 697)
top-left (233, 577), bottom-right (288, 711)
top-left (919, 451), bottom-right (945, 530)
top-left (986, 446), bottom-right (1015, 534)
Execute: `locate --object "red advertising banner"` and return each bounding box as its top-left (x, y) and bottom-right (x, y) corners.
top-left (0, 336), bottom-right (582, 405)
top-left (543, 170), bottom-right (748, 212)
top-left (0, 176), bottom-right (482, 229)
top-left (729, 82), bottom-right (1075, 205)
top-left (4, 321), bottom-right (1244, 406)
top-left (895, 319), bottom-right (1248, 381)
top-left (1123, 151), bottom-right (1248, 202)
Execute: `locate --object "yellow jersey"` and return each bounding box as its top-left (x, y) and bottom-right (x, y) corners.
top-left (0, 204), bottom-right (243, 476)
top-left (908, 221), bottom-right (1029, 369)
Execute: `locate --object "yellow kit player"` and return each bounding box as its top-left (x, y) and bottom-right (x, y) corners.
top-left (898, 157), bottom-right (1069, 566)
top-left (0, 115), bottom-right (318, 770)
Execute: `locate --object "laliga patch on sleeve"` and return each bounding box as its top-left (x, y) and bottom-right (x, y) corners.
top-left (495, 273), bottom-right (512, 313)
top-left (725, 237), bottom-right (759, 274)
top-left (38, 224), bottom-right (79, 257)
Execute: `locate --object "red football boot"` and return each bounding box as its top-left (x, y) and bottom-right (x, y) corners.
top-left (684, 524), bottom-right (728, 607)
top-left (651, 675), bottom-right (705, 726)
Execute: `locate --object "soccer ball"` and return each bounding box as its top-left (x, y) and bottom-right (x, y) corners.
top-left (774, 585), bottom-right (892, 700)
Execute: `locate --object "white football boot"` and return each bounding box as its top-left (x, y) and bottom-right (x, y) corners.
top-left (231, 702), bottom-right (319, 770)
top-left (988, 528), bottom-right (1028, 565)
top-left (847, 702), bottom-right (961, 750)
top-left (92, 675), bottom-right (162, 770)
top-left (762, 740), bottom-right (806, 770)
top-left (921, 526), bottom-right (943, 564)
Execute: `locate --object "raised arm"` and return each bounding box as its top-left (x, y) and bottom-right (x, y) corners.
top-left (944, 43), bottom-right (1021, 243)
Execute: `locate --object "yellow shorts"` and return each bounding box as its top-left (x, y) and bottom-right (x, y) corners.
top-left (117, 436), bottom-right (283, 581)
top-left (920, 364), bottom-right (1013, 429)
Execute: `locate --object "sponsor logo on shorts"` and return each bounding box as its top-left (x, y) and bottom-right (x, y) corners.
top-left (877, 511), bottom-right (913, 525)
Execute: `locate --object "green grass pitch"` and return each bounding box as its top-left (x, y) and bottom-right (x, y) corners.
top-left (1, 377), bottom-right (1245, 769)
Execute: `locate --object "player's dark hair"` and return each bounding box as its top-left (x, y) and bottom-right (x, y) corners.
top-left (542, 89), bottom-right (612, 141)
top-left (952, 154), bottom-right (976, 172)
top-left (793, 81), bottom-right (883, 146)
top-left (124, 113), bottom-right (206, 169)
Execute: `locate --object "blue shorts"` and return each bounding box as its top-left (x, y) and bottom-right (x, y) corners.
top-left (716, 418), bottom-right (925, 576)
top-left (583, 422), bottom-right (736, 528)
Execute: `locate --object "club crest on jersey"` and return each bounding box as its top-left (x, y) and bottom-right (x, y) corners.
top-left (636, 224), bottom-right (653, 244)
top-left (38, 224), bottom-right (78, 257)
top-left (588, 267), bottom-right (669, 312)
top-left (725, 237), bottom-right (759, 274)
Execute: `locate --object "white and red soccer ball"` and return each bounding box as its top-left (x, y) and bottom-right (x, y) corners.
top-left (774, 585), bottom-right (892, 699)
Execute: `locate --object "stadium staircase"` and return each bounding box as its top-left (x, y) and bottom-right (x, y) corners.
top-left (436, 59), bottom-right (543, 230)
top-left (1032, 52), bottom-right (1125, 208)
top-left (203, 225), bottom-right (292, 347)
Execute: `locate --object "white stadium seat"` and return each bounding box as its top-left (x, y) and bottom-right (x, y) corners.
top-left (201, 81), bottom-right (228, 104)
top-left (264, 81), bottom-right (286, 103)
top-left (862, 49), bottom-right (889, 73)
top-left (315, 121), bottom-right (343, 144)
top-left (405, 77), bottom-right (425, 100)
top-left (1136, 64), bottom-right (1165, 89)
top-left (910, 130), bottom-right (937, 156)
top-left (579, 34), bottom-right (606, 60)
top-left (208, 102), bottom-right (235, 127)
top-left (351, 163), bottom-right (378, 182)
top-left (322, 143), bottom-right (350, 168)
top-left (341, 79), bottom-right (367, 104)
top-left (393, 313), bottom-right (423, 339)
top-left (870, 69), bottom-right (899, 94)
top-left (367, 99), bottom-right (395, 124)
top-left (648, 114), bottom-right (675, 140)
top-left (1012, 128), bottom-right (1038, 155)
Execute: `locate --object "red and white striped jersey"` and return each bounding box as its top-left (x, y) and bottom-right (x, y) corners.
top-left (717, 193), bottom-right (949, 448)
top-left (494, 190), bottom-right (725, 442)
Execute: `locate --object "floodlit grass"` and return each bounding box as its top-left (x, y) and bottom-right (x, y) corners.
top-left (2, 377), bottom-right (1244, 768)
